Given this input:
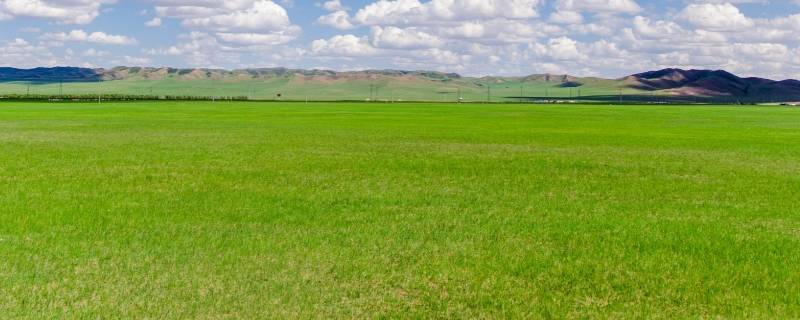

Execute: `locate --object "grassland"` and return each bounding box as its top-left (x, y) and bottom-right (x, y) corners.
top-left (0, 76), bottom-right (632, 102)
top-left (1, 101), bottom-right (799, 318)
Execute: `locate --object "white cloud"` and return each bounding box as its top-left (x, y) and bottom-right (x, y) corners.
top-left (321, 0), bottom-right (347, 11)
top-left (0, 38), bottom-right (62, 67)
top-left (632, 16), bottom-right (685, 38)
top-left (82, 48), bottom-right (109, 57)
top-left (41, 30), bottom-right (138, 45)
top-left (152, 0), bottom-right (300, 47)
top-left (153, 0), bottom-right (254, 19)
top-left (370, 26), bottom-right (442, 49)
top-left (317, 10), bottom-right (354, 29)
top-left (145, 17), bottom-right (162, 27)
top-left (544, 36), bottom-right (586, 60)
top-left (768, 13), bottom-right (800, 31)
top-left (679, 3), bottom-right (754, 31)
top-left (215, 31), bottom-right (298, 45)
top-left (311, 35), bottom-right (380, 57)
top-left (555, 0), bottom-right (642, 14)
top-left (0, 0), bottom-right (114, 24)
top-left (181, 1), bottom-right (292, 32)
top-left (351, 0), bottom-right (542, 26)
top-left (147, 32), bottom-right (246, 68)
top-left (411, 48), bottom-right (465, 65)
top-left (549, 10), bottom-right (583, 24)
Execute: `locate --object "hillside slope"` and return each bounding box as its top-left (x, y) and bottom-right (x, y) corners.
top-left (625, 68), bottom-right (800, 101)
top-left (1, 66), bottom-right (798, 102)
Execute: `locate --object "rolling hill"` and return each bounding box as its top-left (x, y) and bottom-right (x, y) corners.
top-left (1, 66), bottom-right (798, 103)
top-left (625, 68), bottom-right (800, 102)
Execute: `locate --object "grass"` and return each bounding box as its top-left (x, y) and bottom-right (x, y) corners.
top-left (1, 101), bottom-right (799, 318)
top-left (0, 77), bottom-right (632, 102)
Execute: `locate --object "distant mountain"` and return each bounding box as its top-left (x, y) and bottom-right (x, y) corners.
top-left (0, 67), bottom-right (102, 82)
top-left (1, 66), bottom-right (798, 102)
top-left (0, 66), bottom-right (610, 84)
top-left (624, 68), bottom-right (800, 101)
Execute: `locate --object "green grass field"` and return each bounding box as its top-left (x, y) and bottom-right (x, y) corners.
top-left (0, 77), bottom-right (632, 102)
top-left (1, 101), bottom-right (799, 318)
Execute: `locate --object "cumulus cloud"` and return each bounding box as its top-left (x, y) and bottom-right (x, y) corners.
top-left (0, 38), bottom-right (63, 67)
top-left (351, 0), bottom-right (542, 26)
top-left (370, 26), bottom-right (443, 49)
top-left (82, 48), bottom-right (109, 57)
top-left (0, 0), bottom-right (113, 24)
top-left (317, 10), bottom-right (355, 29)
top-left (152, 0), bottom-right (300, 46)
top-left (215, 32), bottom-right (298, 45)
top-left (41, 30), bottom-right (138, 45)
top-left (679, 3), bottom-right (754, 31)
top-left (320, 0), bottom-right (347, 11)
top-left (182, 1), bottom-right (291, 32)
top-left (549, 10), bottom-right (583, 24)
top-left (530, 36), bottom-right (587, 61)
top-left (146, 32), bottom-right (246, 67)
top-left (555, 0), bottom-right (642, 14)
top-left (145, 17), bottom-right (162, 27)
top-left (311, 34), bottom-right (380, 57)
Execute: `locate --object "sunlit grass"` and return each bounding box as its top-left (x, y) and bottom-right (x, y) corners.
top-left (1, 101), bottom-right (799, 318)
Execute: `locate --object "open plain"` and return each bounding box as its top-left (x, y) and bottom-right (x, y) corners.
top-left (1, 101), bottom-right (799, 318)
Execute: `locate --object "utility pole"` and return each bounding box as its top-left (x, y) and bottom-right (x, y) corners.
top-left (619, 88), bottom-right (623, 104)
top-left (26, 84), bottom-right (30, 96)
top-left (487, 85), bottom-right (491, 103)
top-left (520, 84), bottom-right (524, 103)
top-left (59, 81), bottom-right (63, 97)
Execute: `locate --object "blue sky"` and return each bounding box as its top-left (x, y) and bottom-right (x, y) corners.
top-left (1, 0), bottom-right (799, 78)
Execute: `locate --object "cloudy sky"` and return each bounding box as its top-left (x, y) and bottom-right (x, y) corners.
top-left (1, 0), bottom-right (799, 78)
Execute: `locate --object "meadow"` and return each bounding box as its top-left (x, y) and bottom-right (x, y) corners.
top-left (1, 101), bottom-right (799, 318)
top-left (0, 76), bottom-right (632, 102)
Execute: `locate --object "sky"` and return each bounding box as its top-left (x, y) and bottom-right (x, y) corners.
top-left (1, 0), bottom-right (799, 78)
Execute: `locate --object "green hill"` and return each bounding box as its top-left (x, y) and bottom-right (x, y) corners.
top-left (1, 67), bottom-right (798, 103)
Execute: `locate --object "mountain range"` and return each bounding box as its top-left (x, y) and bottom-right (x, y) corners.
top-left (1, 66), bottom-right (799, 102)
